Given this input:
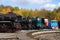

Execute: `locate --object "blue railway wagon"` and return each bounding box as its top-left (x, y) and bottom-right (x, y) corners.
top-left (50, 20), bottom-right (58, 29)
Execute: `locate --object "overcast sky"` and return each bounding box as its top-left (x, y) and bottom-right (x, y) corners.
top-left (0, 0), bottom-right (60, 10)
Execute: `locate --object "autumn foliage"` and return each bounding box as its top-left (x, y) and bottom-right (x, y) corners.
top-left (0, 5), bottom-right (60, 20)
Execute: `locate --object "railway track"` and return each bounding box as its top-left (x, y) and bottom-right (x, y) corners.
top-left (0, 30), bottom-right (60, 40)
top-left (27, 30), bottom-right (60, 40)
top-left (0, 38), bottom-right (19, 40)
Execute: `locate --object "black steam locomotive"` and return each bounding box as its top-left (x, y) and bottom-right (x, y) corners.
top-left (0, 12), bottom-right (22, 33)
top-left (0, 12), bottom-right (38, 33)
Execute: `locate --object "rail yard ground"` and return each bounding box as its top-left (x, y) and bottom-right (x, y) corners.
top-left (0, 29), bottom-right (60, 40)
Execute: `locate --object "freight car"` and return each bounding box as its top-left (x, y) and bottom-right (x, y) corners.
top-left (48, 20), bottom-right (59, 29)
top-left (36, 18), bottom-right (46, 29)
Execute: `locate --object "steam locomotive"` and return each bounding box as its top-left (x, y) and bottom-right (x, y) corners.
top-left (0, 12), bottom-right (21, 33)
top-left (0, 12), bottom-right (59, 33)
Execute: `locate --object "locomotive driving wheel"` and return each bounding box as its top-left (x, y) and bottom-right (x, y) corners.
top-left (7, 28), bottom-right (13, 33)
